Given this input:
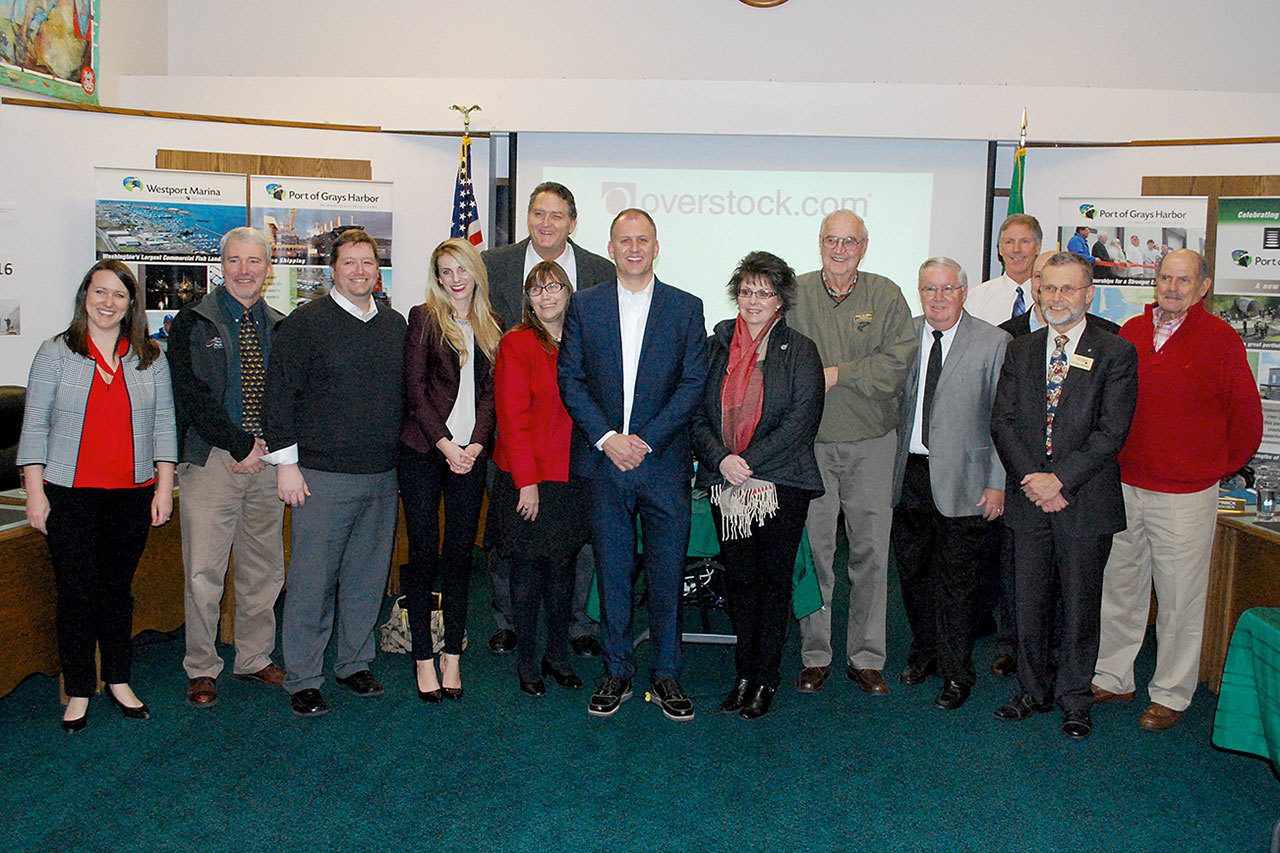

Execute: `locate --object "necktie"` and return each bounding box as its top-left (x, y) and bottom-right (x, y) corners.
top-left (1045, 334), bottom-right (1068, 456)
top-left (239, 307), bottom-right (265, 436)
top-left (921, 330), bottom-right (943, 449)
top-left (1012, 286), bottom-right (1026, 319)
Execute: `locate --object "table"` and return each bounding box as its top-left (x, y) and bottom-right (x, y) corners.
top-left (1203, 514), bottom-right (1280, 692)
top-left (1212, 607), bottom-right (1280, 768)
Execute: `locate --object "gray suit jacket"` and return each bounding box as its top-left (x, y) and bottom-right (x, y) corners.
top-left (482, 237), bottom-right (615, 331)
top-left (892, 311), bottom-right (1010, 517)
top-left (18, 336), bottom-right (177, 487)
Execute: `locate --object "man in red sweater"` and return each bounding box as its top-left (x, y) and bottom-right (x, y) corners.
top-left (1092, 249), bottom-right (1263, 731)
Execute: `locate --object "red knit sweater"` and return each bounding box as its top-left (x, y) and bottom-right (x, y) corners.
top-left (1117, 302), bottom-right (1262, 493)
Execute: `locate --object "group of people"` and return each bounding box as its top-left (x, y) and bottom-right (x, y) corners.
top-left (1066, 225), bottom-right (1168, 279)
top-left (16, 182), bottom-right (1262, 736)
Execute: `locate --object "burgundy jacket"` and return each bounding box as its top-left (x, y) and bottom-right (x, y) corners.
top-left (399, 304), bottom-right (496, 455)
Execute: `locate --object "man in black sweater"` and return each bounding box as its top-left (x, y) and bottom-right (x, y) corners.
top-left (263, 229), bottom-right (406, 717)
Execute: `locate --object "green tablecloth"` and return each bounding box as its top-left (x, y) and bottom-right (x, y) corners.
top-left (585, 493), bottom-right (823, 621)
top-left (1212, 607), bottom-right (1280, 768)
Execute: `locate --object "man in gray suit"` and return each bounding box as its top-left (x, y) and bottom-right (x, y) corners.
top-left (891, 257), bottom-right (1010, 710)
top-left (481, 181), bottom-right (615, 657)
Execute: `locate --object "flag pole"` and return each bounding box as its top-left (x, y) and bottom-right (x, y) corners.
top-left (1007, 108), bottom-right (1027, 216)
top-left (449, 104), bottom-right (485, 247)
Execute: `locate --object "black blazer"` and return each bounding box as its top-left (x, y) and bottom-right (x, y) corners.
top-left (481, 238), bottom-right (616, 331)
top-left (690, 317), bottom-right (825, 497)
top-left (991, 318), bottom-right (1137, 535)
top-left (999, 311), bottom-right (1119, 339)
top-left (399, 304), bottom-right (496, 455)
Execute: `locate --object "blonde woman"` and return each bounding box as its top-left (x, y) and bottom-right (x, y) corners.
top-left (399, 238), bottom-right (502, 701)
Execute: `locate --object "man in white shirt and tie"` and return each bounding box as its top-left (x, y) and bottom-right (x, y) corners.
top-left (966, 214), bottom-right (1043, 327)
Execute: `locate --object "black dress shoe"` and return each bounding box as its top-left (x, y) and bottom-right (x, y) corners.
top-left (899, 660), bottom-right (937, 685)
top-left (993, 693), bottom-right (1054, 722)
top-left (336, 670), bottom-right (384, 697)
top-left (739, 684), bottom-right (776, 720)
top-left (570, 634), bottom-right (603, 657)
top-left (290, 688), bottom-right (328, 717)
top-left (519, 677), bottom-right (547, 697)
top-left (650, 677), bottom-right (695, 722)
top-left (104, 685), bottom-right (150, 720)
top-left (933, 680), bottom-right (971, 711)
top-left (1061, 708), bottom-right (1093, 740)
top-left (488, 629), bottom-right (517, 654)
top-left (588, 676), bottom-right (633, 717)
top-left (719, 678), bottom-right (752, 713)
top-left (541, 658), bottom-right (584, 690)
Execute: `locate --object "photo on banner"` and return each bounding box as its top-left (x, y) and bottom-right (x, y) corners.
top-left (1056, 196), bottom-right (1207, 329)
top-left (1212, 196), bottom-right (1280, 462)
top-left (0, 0), bottom-right (100, 104)
top-left (94, 167), bottom-right (247, 348)
top-left (249, 176), bottom-right (394, 315)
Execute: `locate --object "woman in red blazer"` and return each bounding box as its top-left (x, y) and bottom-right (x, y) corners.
top-left (492, 261), bottom-right (588, 696)
top-left (399, 238), bottom-right (502, 702)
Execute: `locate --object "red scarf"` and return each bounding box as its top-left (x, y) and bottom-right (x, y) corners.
top-left (720, 312), bottom-right (778, 454)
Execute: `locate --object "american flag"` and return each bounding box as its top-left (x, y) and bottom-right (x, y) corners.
top-left (451, 135), bottom-right (484, 247)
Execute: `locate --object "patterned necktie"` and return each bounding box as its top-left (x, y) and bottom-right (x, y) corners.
top-left (1045, 334), bottom-right (1068, 456)
top-left (1012, 286), bottom-right (1026, 319)
top-left (921, 330), bottom-right (943, 449)
top-left (239, 307), bottom-right (265, 436)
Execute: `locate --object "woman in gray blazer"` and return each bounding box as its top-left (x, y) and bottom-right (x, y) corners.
top-left (18, 260), bottom-right (177, 734)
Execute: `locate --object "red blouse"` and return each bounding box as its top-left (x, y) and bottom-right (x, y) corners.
top-left (73, 337), bottom-right (149, 489)
top-left (492, 328), bottom-right (573, 488)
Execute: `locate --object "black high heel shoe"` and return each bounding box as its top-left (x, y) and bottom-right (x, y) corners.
top-left (719, 678), bottom-right (752, 714)
top-left (61, 701), bottom-right (88, 734)
top-left (104, 685), bottom-right (150, 720)
top-left (415, 660), bottom-right (443, 703)
top-left (541, 657), bottom-right (584, 690)
top-left (440, 654), bottom-right (463, 700)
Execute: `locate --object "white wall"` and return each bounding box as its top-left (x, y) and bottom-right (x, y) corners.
top-left (93, 0), bottom-right (1280, 142)
top-left (0, 103), bottom-right (487, 384)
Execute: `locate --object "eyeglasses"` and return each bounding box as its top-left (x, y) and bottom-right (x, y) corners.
top-left (737, 288), bottom-right (778, 301)
top-left (1039, 284), bottom-right (1088, 297)
top-left (823, 236), bottom-right (864, 249)
top-left (920, 285), bottom-right (965, 297)
top-left (528, 281), bottom-right (567, 296)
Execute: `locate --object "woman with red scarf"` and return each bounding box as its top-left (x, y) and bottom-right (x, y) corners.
top-left (691, 251), bottom-right (825, 720)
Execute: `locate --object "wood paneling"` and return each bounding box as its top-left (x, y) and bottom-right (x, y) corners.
top-left (155, 149), bottom-right (372, 181)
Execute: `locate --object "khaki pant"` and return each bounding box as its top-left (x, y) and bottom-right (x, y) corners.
top-left (179, 448), bottom-right (285, 679)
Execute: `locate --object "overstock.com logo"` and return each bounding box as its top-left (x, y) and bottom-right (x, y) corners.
top-left (1232, 249), bottom-right (1253, 268)
top-left (1079, 204), bottom-right (1097, 220)
top-left (122, 176), bottom-right (142, 192)
top-left (601, 182), bottom-right (636, 216)
top-left (265, 183), bottom-right (286, 201)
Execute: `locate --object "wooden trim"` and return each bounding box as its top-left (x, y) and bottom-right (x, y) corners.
top-left (1028, 136), bottom-right (1280, 150)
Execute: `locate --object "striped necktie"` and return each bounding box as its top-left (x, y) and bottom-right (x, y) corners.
top-left (1045, 334), bottom-right (1068, 456)
top-left (239, 307), bottom-right (265, 436)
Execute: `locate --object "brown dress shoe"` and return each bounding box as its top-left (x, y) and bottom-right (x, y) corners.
top-left (1138, 702), bottom-right (1184, 731)
top-left (990, 654), bottom-right (1016, 677)
top-left (846, 665), bottom-right (890, 695)
top-left (186, 676), bottom-right (218, 708)
top-left (795, 665), bottom-right (831, 694)
top-left (1090, 683), bottom-right (1136, 703)
top-left (236, 663), bottom-right (286, 687)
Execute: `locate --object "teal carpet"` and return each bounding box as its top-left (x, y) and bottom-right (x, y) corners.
top-left (1, 554), bottom-right (1277, 851)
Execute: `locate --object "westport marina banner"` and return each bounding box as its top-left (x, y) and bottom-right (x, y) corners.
top-left (1056, 196), bottom-right (1207, 329)
top-left (249, 176), bottom-right (394, 315)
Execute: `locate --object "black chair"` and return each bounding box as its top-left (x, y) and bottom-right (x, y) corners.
top-left (0, 385), bottom-right (26, 491)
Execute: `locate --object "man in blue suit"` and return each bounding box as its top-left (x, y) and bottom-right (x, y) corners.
top-left (557, 208), bottom-right (708, 721)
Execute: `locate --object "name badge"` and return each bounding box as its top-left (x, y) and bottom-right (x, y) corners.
top-left (1069, 353), bottom-right (1094, 371)
top-left (853, 312), bottom-right (874, 329)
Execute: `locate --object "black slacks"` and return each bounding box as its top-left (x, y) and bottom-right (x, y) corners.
top-left (510, 555), bottom-right (573, 682)
top-left (44, 483), bottom-right (155, 697)
top-left (890, 454), bottom-right (989, 686)
top-left (1011, 515), bottom-right (1112, 712)
top-left (398, 446), bottom-right (486, 657)
top-left (711, 483), bottom-right (811, 690)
